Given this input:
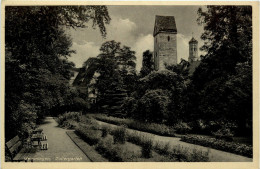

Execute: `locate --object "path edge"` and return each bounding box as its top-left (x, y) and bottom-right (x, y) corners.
top-left (66, 130), bottom-right (108, 162)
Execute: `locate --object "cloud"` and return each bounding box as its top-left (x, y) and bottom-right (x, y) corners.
top-left (68, 41), bottom-right (100, 67)
top-left (132, 34), bottom-right (154, 71)
top-left (69, 16), bottom-right (203, 71)
top-left (105, 16), bottom-right (138, 47)
top-left (177, 34), bottom-right (190, 62)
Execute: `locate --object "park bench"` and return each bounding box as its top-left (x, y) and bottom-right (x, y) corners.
top-left (6, 135), bottom-right (36, 162)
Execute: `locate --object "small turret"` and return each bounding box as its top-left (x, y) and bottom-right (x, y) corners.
top-left (188, 35), bottom-right (199, 62)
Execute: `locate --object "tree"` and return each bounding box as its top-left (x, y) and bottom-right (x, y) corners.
top-left (5, 6), bottom-right (111, 140)
top-left (137, 89), bottom-right (171, 123)
top-left (186, 6), bottom-right (252, 135)
top-left (96, 40), bottom-right (137, 95)
top-left (194, 6), bottom-right (252, 87)
top-left (166, 59), bottom-right (190, 80)
top-left (140, 50), bottom-right (154, 77)
top-left (94, 40), bottom-right (137, 114)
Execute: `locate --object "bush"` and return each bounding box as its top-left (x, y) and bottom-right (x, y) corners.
top-left (112, 126), bottom-right (127, 144)
top-left (93, 114), bottom-right (175, 137)
top-left (212, 127), bottom-right (234, 141)
top-left (138, 89), bottom-right (171, 123)
top-left (95, 136), bottom-right (123, 162)
top-left (153, 142), bottom-right (209, 162)
top-left (95, 135), bottom-right (139, 162)
top-left (181, 135), bottom-right (252, 158)
top-left (75, 125), bottom-right (101, 145)
top-left (57, 112), bottom-right (81, 126)
top-left (121, 97), bottom-right (138, 117)
top-left (101, 126), bottom-right (109, 138)
top-left (153, 141), bottom-right (171, 156)
top-left (174, 121), bottom-right (192, 134)
top-left (141, 136), bottom-right (153, 158)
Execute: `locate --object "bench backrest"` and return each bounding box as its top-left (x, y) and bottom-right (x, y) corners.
top-left (6, 136), bottom-right (22, 159)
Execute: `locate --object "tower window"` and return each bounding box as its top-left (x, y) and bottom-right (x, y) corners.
top-left (167, 36), bottom-right (170, 41)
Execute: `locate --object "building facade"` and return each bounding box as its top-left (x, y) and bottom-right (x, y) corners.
top-left (153, 15), bottom-right (177, 70)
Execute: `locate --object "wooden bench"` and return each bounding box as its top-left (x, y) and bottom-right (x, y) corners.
top-left (6, 136), bottom-right (36, 162)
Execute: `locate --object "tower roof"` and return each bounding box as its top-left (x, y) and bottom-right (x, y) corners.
top-left (153, 15), bottom-right (177, 36)
top-left (189, 37), bottom-right (198, 44)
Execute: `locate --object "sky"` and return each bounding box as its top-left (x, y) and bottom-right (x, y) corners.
top-left (67, 5), bottom-right (206, 71)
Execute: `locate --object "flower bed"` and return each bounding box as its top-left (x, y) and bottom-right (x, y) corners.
top-left (181, 135), bottom-right (252, 158)
top-left (74, 117), bottom-right (209, 162)
top-left (91, 114), bottom-right (175, 137)
top-left (126, 131), bottom-right (209, 162)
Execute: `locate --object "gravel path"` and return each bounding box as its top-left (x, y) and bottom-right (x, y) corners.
top-left (96, 120), bottom-right (252, 162)
top-left (29, 117), bottom-right (91, 162)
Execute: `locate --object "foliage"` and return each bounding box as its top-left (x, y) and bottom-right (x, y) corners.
top-left (96, 40), bottom-right (137, 92)
top-left (137, 70), bottom-right (187, 123)
top-left (121, 97), bottom-right (138, 117)
top-left (93, 40), bottom-right (137, 113)
top-left (101, 126), bottom-right (109, 137)
top-left (5, 6), bottom-right (110, 140)
top-left (93, 114), bottom-right (175, 137)
top-left (185, 6), bottom-right (252, 135)
top-left (137, 89), bottom-right (171, 123)
top-left (166, 59), bottom-right (190, 79)
top-left (111, 125), bottom-right (127, 144)
top-left (181, 135), bottom-right (252, 158)
top-left (139, 70), bottom-right (184, 92)
top-left (212, 127), bottom-right (234, 141)
top-left (126, 131), bottom-right (208, 162)
top-left (140, 50), bottom-right (154, 77)
top-left (173, 121), bottom-right (192, 134)
top-left (75, 124), bottom-right (101, 145)
top-left (141, 136), bottom-right (153, 158)
top-left (153, 141), bottom-right (209, 162)
top-left (57, 112), bottom-right (81, 127)
top-left (95, 136), bottom-right (124, 161)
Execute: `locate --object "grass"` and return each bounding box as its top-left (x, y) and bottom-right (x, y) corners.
top-left (90, 114), bottom-right (175, 137)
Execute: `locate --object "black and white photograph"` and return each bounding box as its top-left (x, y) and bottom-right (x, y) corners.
top-left (2, 2), bottom-right (258, 167)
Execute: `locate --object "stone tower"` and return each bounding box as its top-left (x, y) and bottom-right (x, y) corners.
top-left (188, 36), bottom-right (199, 62)
top-left (153, 15), bottom-right (177, 70)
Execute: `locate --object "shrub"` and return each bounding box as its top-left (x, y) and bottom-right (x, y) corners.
top-left (57, 112), bottom-right (81, 126)
top-left (212, 127), bottom-right (234, 141)
top-left (121, 97), bottom-right (138, 117)
top-left (95, 135), bottom-right (123, 161)
top-left (141, 136), bottom-right (153, 158)
top-left (93, 114), bottom-right (175, 137)
top-left (153, 142), bottom-right (209, 162)
top-left (174, 121), bottom-right (192, 134)
top-left (75, 125), bottom-right (101, 145)
top-left (181, 135), bottom-right (252, 158)
top-left (112, 126), bottom-right (127, 144)
top-left (95, 135), bottom-right (141, 162)
top-left (138, 89), bottom-right (171, 123)
top-left (153, 141), bottom-right (171, 156)
top-left (101, 126), bottom-right (109, 137)
top-left (126, 131), bottom-right (143, 145)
